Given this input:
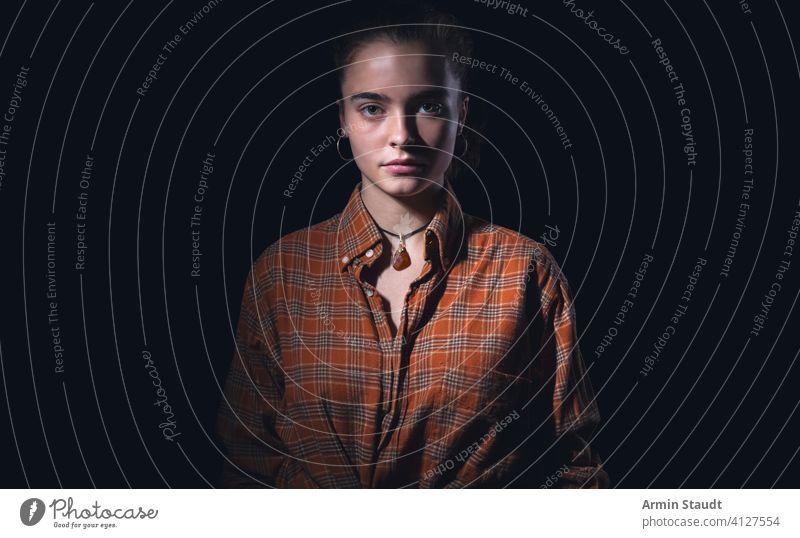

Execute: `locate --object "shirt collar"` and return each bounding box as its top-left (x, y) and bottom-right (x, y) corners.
top-left (336, 177), bottom-right (464, 274)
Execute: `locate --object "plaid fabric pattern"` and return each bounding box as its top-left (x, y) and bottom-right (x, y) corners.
top-left (216, 178), bottom-right (610, 488)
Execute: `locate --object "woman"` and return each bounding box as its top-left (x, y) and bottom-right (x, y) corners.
top-left (216, 0), bottom-right (609, 488)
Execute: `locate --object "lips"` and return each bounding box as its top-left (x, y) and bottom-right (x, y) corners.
top-left (382, 158), bottom-right (425, 174)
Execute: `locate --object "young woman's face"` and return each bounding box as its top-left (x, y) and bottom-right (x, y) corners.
top-left (338, 39), bottom-right (468, 198)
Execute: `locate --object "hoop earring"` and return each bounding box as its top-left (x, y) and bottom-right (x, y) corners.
top-left (336, 136), bottom-right (353, 161)
top-left (456, 133), bottom-right (469, 159)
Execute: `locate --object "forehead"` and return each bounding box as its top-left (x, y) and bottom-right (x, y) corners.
top-left (340, 39), bottom-right (458, 97)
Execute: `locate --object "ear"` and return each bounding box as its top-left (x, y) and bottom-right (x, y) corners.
top-left (458, 95), bottom-right (469, 134)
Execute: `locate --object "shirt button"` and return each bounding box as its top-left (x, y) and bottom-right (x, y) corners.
top-left (365, 288), bottom-right (374, 297)
top-left (365, 249), bottom-right (374, 258)
top-left (442, 257), bottom-right (450, 266)
top-left (341, 255), bottom-right (350, 264)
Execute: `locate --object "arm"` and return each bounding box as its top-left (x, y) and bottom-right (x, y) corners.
top-left (536, 248), bottom-right (611, 488)
top-left (215, 261), bottom-right (287, 487)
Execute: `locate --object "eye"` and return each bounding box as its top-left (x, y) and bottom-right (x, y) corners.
top-left (419, 102), bottom-right (443, 115)
top-left (359, 104), bottom-right (383, 117)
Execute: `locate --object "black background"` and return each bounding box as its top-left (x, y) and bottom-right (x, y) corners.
top-left (1, 0), bottom-right (798, 488)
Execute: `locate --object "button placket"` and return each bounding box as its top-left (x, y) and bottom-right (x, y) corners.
top-left (358, 275), bottom-right (394, 440)
top-left (358, 277), bottom-right (392, 344)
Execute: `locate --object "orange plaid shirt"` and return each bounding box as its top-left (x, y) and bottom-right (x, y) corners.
top-left (216, 178), bottom-right (610, 488)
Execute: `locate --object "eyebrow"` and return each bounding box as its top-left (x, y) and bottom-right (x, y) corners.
top-left (349, 88), bottom-right (450, 102)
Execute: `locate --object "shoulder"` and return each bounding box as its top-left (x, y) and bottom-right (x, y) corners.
top-left (464, 213), bottom-right (562, 274)
top-left (248, 212), bottom-right (342, 285)
top-left (464, 214), bottom-right (569, 313)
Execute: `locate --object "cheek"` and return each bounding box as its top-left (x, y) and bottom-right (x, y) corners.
top-left (343, 116), bottom-right (377, 158)
top-left (419, 120), bottom-right (457, 157)
top-left (348, 131), bottom-right (381, 162)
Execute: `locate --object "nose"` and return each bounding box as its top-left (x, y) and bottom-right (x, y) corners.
top-left (389, 109), bottom-right (417, 147)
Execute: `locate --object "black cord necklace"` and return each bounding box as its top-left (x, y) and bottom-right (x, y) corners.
top-left (359, 183), bottom-right (435, 270)
top-left (374, 221), bottom-right (431, 271)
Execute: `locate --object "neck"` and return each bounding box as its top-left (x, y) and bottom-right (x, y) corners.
top-left (359, 178), bottom-right (444, 238)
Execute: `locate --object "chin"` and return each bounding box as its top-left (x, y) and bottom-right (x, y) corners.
top-left (373, 171), bottom-right (439, 197)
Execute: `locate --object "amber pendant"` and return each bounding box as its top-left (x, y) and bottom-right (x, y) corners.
top-left (392, 234), bottom-right (411, 270)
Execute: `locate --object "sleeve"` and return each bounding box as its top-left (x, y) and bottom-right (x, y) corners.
top-left (215, 261), bottom-right (287, 487)
top-left (536, 248), bottom-right (611, 489)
